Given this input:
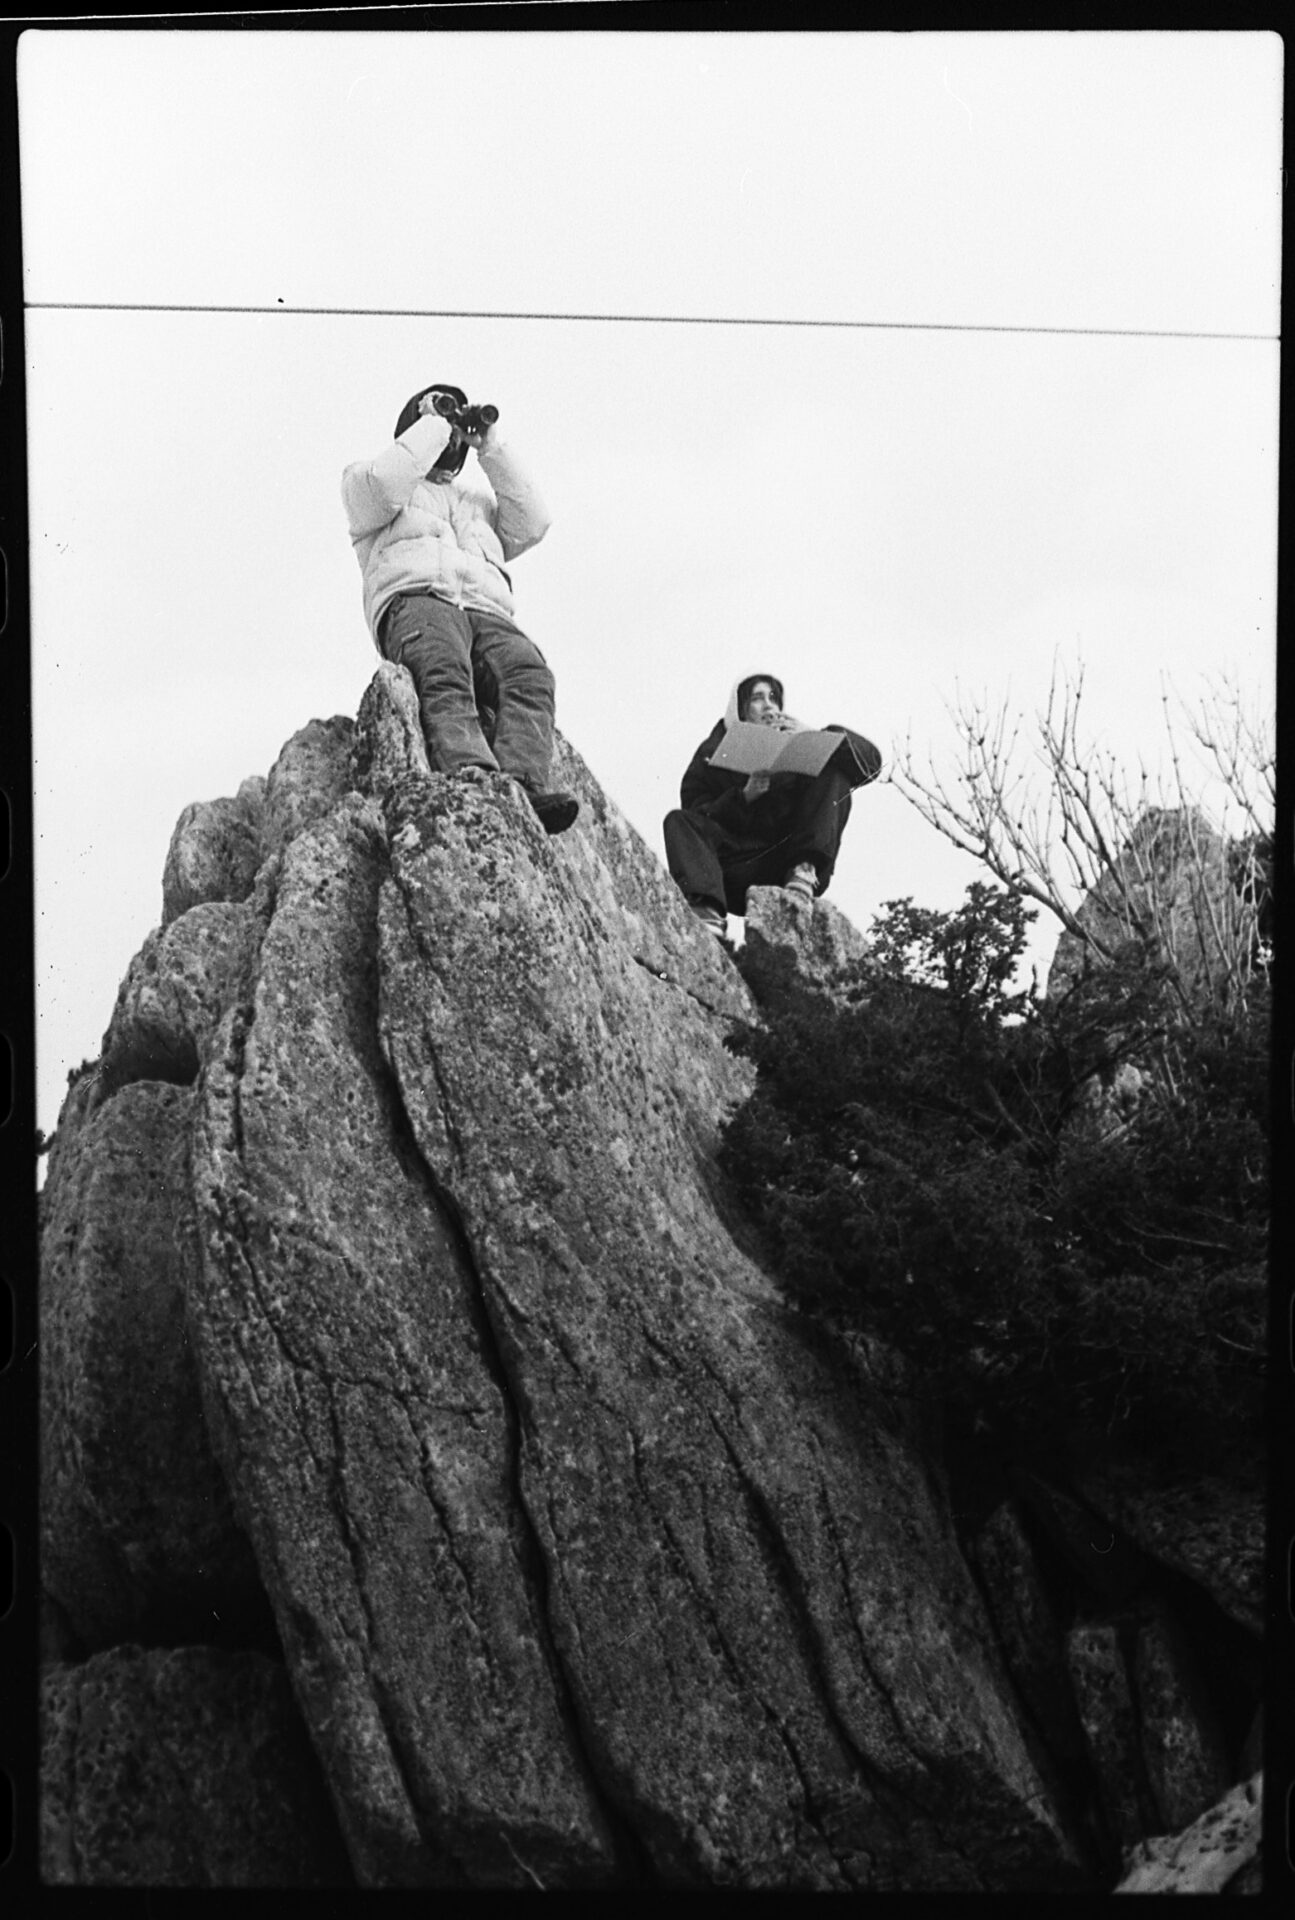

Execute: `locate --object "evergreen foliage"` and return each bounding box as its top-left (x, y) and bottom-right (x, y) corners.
top-left (723, 884), bottom-right (1267, 1458)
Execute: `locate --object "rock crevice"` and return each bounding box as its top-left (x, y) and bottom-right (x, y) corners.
top-left (378, 1024), bottom-right (655, 1883)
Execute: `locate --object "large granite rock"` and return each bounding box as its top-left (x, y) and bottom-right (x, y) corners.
top-left (187, 787), bottom-right (625, 1888)
top-left (185, 674), bottom-right (1084, 1886)
top-left (41, 664), bottom-right (1108, 1889)
top-left (40, 1645), bottom-right (352, 1886)
top-left (370, 767), bottom-right (1078, 1890)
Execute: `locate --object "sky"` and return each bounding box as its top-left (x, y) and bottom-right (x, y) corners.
top-left (18, 26), bottom-right (1282, 1150)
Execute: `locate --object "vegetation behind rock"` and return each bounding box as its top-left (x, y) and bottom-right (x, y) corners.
top-left (721, 880), bottom-right (1267, 1466)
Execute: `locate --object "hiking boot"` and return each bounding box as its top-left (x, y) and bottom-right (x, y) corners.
top-left (783, 861), bottom-right (819, 902)
top-left (519, 784), bottom-right (580, 835)
top-left (689, 899), bottom-right (728, 939)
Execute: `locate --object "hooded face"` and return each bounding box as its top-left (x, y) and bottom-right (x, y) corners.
top-left (725, 673), bottom-right (787, 729)
top-left (741, 679), bottom-right (784, 726)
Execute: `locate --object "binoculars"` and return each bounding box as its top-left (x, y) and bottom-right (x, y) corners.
top-left (429, 392), bottom-right (499, 435)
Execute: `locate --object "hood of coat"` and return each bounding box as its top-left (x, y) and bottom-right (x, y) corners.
top-left (723, 673), bottom-right (802, 731)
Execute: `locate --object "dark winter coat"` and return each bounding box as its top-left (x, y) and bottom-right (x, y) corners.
top-left (678, 716), bottom-right (882, 853)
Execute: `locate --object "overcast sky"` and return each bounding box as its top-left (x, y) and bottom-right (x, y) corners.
top-left (20, 27), bottom-right (1282, 1147)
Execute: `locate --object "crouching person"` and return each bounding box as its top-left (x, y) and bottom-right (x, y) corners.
top-left (341, 382), bottom-right (578, 834)
top-left (663, 672), bottom-right (881, 939)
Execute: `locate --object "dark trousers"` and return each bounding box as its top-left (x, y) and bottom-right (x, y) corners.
top-left (378, 592), bottom-right (555, 787)
top-left (663, 766), bottom-right (854, 916)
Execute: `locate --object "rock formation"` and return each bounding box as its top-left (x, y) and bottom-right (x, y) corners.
top-left (38, 667), bottom-right (1263, 1890)
top-left (1045, 804), bottom-right (1256, 1006)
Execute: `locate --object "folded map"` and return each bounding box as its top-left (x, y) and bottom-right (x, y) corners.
top-left (707, 722), bottom-right (864, 780)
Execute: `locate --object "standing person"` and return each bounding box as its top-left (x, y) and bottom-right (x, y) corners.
top-left (342, 383), bottom-right (578, 833)
top-left (663, 672), bottom-right (881, 938)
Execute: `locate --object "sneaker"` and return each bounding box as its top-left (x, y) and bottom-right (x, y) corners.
top-left (783, 861), bottom-right (819, 902)
top-left (689, 900), bottom-right (728, 938)
top-left (519, 784), bottom-right (580, 835)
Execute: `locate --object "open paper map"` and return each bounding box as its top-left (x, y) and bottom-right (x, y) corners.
top-left (707, 722), bottom-right (858, 780)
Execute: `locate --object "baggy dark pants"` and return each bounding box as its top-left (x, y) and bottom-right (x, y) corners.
top-left (663, 765), bottom-right (855, 916)
top-left (378, 591), bottom-right (555, 788)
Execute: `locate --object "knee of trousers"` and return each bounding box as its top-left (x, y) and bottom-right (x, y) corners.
top-left (663, 808), bottom-right (703, 843)
top-left (515, 658), bottom-right (556, 700)
top-left (490, 653), bottom-right (554, 701)
top-left (392, 632), bottom-right (474, 685)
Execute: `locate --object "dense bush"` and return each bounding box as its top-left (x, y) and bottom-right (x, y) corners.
top-left (722, 884), bottom-right (1267, 1457)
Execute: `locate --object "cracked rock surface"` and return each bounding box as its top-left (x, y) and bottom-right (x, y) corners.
top-left (41, 665), bottom-right (1088, 1889)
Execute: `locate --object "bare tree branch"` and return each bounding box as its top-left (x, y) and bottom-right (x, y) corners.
top-left (890, 659), bottom-right (1272, 1025)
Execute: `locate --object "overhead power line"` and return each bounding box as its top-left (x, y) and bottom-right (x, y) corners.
top-left (25, 300), bottom-right (1276, 343)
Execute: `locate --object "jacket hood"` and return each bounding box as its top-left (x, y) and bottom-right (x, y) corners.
top-left (724, 673), bottom-right (787, 729)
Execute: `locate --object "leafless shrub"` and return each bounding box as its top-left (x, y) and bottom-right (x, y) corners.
top-left (889, 661), bottom-right (1272, 1024)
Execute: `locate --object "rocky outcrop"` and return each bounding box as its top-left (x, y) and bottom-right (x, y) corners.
top-left (742, 885), bottom-right (871, 1000)
top-left (1045, 804), bottom-right (1254, 1004)
top-left (38, 665), bottom-right (1261, 1889)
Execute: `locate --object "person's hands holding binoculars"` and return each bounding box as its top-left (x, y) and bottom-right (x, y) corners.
top-left (418, 390), bottom-right (499, 448)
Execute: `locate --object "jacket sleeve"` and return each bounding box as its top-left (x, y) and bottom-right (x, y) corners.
top-left (477, 434), bottom-right (552, 562)
top-left (341, 415), bottom-right (452, 538)
top-left (824, 725), bottom-right (884, 786)
top-left (680, 727), bottom-right (750, 828)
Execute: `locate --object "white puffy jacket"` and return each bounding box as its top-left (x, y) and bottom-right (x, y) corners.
top-left (341, 411), bottom-right (551, 644)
